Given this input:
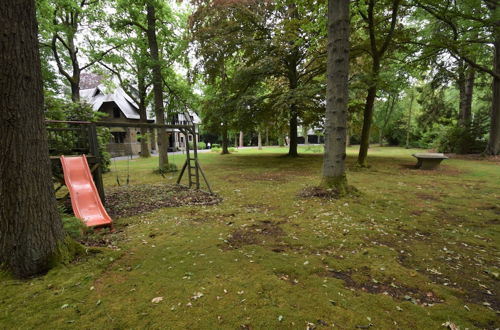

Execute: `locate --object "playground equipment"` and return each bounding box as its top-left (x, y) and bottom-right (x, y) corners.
top-left (46, 110), bottom-right (212, 226)
top-left (60, 155), bottom-right (112, 228)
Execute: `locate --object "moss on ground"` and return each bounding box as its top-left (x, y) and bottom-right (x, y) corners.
top-left (1, 146), bottom-right (498, 329)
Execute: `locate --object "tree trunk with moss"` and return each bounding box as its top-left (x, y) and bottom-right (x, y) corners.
top-left (0, 0), bottom-right (67, 278)
top-left (321, 0), bottom-right (350, 193)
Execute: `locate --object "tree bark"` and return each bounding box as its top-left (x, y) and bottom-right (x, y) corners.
top-left (486, 6), bottom-right (500, 155)
top-left (137, 49), bottom-right (150, 158)
top-left (288, 105), bottom-right (299, 156)
top-left (265, 127), bottom-right (269, 146)
top-left (258, 131), bottom-right (262, 150)
top-left (0, 0), bottom-right (66, 278)
top-left (458, 61), bottom-right (475, 128)
top-left (221, 123), bottom-right (230, 154)
top-left (239, 131), bottom-right (244, 148)
top-left (146, 4), bottom-right (169, 168)
top-left (150, 128), bottom-right (157, 151)
top-left (321, 0), bottom-right (350, 191)
top-left (358, 83), bottom-right (378, 166)
top-left (406, 91), bottom-right (415, 149)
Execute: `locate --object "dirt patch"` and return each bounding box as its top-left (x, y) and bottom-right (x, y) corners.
top-left (225, 220), bottom-right (285, 249)
top-left (322, 269), bottom-right (442, 306)
top-left (415, 192), bottom-right (441, 201)
top-left (298, 186), bottom-right (341, 199)
top-left (105, 184), bottom-right (222, 218)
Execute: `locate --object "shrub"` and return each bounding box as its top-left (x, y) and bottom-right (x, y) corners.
top-left (61, 215), bottom-right (87, 240)
top-left (197, 142), bottom-right (206, 149)
top-left (211, 147), bottom-right (222, 153)
top-left (211, 143), bottom-right (220, 148)
top-left (435, 126), bottom-right (487, 154)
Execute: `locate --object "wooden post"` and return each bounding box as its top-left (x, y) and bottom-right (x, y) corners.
top-left (88, 123), bottom-right (105, 204)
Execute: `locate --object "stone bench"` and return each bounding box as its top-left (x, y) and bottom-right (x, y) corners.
top-left (412, 153), bottom-right (448, 170)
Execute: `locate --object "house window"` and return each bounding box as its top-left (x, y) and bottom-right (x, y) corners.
top-left (113, 106), bottom-right (121, 118)
top-left (111, 132), bottom-right (126, 143)
top-left (188, 135), bottom-right (193, 142)
top-left (180, 136), bottom-right (184, 143)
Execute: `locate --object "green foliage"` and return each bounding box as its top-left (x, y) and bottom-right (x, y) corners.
top-left (197, 142), bottom-right (206, 150)
top-left (211, 143), bottom-right (220, 149)
top-left (44, 94), bottom-right (111, 172)
top-left (436, 126), bottom-right (487, 154)
top-left (61, 215), bottom-right (87, 241)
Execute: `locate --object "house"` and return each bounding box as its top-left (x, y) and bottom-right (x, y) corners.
top-left (79, 84), bottom-right (201, 156)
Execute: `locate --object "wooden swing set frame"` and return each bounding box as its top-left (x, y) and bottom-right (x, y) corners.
top-left (46, 115), bottom-right (213, 203)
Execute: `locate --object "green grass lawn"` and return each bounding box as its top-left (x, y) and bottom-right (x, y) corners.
top-left (1, 146), bottom-right (499, 329)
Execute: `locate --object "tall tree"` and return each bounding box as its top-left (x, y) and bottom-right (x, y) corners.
top-left (0, 0), bottom-right (66, 277)
top-left (321, 0), bottom-right (350, 192)
top-left (146, 2), bottom-right (169, 169)
top-left (37, 0), bottom-right (117, 102)
top-left (356, 0), bottom-right (402, 166)
top-left (416, 0), bottom-right (500, 154)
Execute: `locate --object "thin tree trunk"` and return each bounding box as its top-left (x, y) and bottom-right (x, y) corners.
top-left (146, 4), bottom-right (168, 169)
top-left (321, 0), bottom-right (350, 191)
top-left (406, 91), bottom-right (415, 149)
top-left (358, 83), bottom-right (378, 166)
top-left (221, 123), bottom-right (229, 154)
top-left (0, 0), bottom-right (66, 278)
top-left (357, 0), bottom-right (400, 166)
top-left (265, 127), bottom-right (269, 146)
top-left (486, 10), bottom-right (500, 155)
top-left (258, 131), bottom-right (262, 150)
top-left (303, 126), bottom-right (309, 145)
top-left (288, 105), bottom-right (299, 156)
top-left (239, 131), bottom-right (244, 148)
top-left (380, 94), bottom-right (398, 146)
top-left (150, 128), bottom-right (157, 151)
top-left (234, 133), bottom-right (238, 148)
top-left (137, 50), bottom-right (150, 158)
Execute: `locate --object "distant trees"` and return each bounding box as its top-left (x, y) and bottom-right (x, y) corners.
top-left (190, 0), bottom-right (326, 157)
top-left (37, 0), bottom-right (117, 102)
top-left (0, 0), bottom-right (66, 277)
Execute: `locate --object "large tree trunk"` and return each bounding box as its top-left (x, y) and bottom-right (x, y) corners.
top-left (458, 61), bottom-right (475, 128)
top-left (486, 13), bottom-right (500, 155)
top-left (321, 0), bottom-right (350, 191)
top-left (146, 4), bottom-right (169, 168)
top-left (0, 0), bottom-right (65, 278)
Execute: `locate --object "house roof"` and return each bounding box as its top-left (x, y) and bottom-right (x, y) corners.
top-left (80, 85), bottom-right (201, 124)
top-left (80, 85), bottom-right (145, 120)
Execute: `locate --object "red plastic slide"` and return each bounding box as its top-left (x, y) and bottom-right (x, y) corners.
top-left (60, 155), bottom-right (112, 228)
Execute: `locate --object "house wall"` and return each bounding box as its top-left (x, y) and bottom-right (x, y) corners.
top-left (98, 102), bottom-right (148, 157)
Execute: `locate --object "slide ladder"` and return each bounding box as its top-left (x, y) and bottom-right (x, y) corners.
top-left (60, 155), bottom-right (112, 228)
